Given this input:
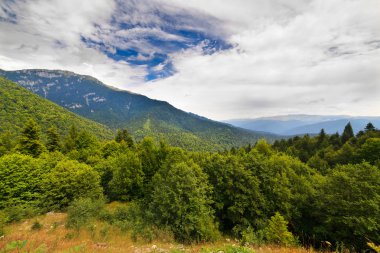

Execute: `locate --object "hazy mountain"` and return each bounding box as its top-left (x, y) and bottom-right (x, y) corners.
top-left (225, 115), bottom-right (380, 136)
top-left (0, 77), bottom-right (113, 139)
top-left (0, 69), bottom-right (277, 151)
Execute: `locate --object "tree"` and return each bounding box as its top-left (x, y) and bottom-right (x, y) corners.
top-left (42, 159), bottom-right (103, 209)
top-left (315, 163), bottom-right (380, 249)
top-left (64, 125), bottom-right (78, 152)
top-left (265, 212), bottom-right (297, 246)
top-left (16, 119), bottom-right (45, 157)
top-left (115, 129), bottom-right (134, 148)
top-left (341, 122), bottom-right (354, 144)
top-left (147, 156), bottom-right (219, 243)
top-left (317, 129), bottom-right (326, 145)
top-left (357, 138), bottom-right (380, 165)
top-left (108, 151), bottom-right (144, 201)
top-left (365, 122), bottom-right (376, 132)
top-left (46, 126), bottom-right (61, 152)
top-left (0, 154), bottom-right (45, 208)
top-left (201, 153), bottom-right (265, 232)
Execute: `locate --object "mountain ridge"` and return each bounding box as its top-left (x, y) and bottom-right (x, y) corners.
top-left (225, 115), bottom-right (380, 135)
top-left (0, 69), bottom-right (278, 151)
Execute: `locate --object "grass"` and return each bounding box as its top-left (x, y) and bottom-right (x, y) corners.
top-left (0, 211), bottom-right (321, 253)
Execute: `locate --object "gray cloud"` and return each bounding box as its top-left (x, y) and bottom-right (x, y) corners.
top-left (0, 0), bottom-right (379, 120)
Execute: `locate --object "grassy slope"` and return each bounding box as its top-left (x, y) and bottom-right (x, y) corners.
top-left (0, 211), bottom-right (319, 253)
top-left (0, 77), bottom-right (113, 140)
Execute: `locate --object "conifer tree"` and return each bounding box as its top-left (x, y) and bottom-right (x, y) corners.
top-left (46, 126), bottom-right (61, 152)
top-left (365, 122), bottom-right (376, 132)
top-left (17, 119), bottom-right (45, 157)
top-left (341, 122), bottom-right (354, 144)
top-left (64, 125), bottom-right (78, 151)
top-left (115, 129), bottom-right (134, 148)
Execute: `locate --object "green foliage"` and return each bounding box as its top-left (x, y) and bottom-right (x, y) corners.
top-left (31, 221), bottom-right (43, 230)
top-left (0, 77), bottom-right (113, 140)
top-left (147, 153), bottom-right (219, 243)
top-left (201, 153), bottom-right (265, 231)
top-left (42, 159), bottom-right (103, 209)
top-left (66, 198), bottom-right (105, 230)
top-left (265, 212), bottom-right (297, 246)
top-left (107, 151), bottom-right (144, 201)
top-left (115, 129), bottom-right (134, 147)
top-left (341, 122), bottom-right (354, 144)
top-left (0, 153), bottom-right (46, 208)
top-left (315, 163), bottom-right (380, 249)
top-left (0, 210), bottom-right (6, 236)
top-left (357, 138), bottom-right (380, 164)
top-left (16, 119), bottom-right (46, 157)
top-left (46, 126), bottom-right (62, 152)
top-left (200, 245), bottom-right (255, 253)
top-left (5, 240), bottom-right (28, 251)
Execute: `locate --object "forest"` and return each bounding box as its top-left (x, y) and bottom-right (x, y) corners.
top-left (0, 119), bottom-right (379, 252)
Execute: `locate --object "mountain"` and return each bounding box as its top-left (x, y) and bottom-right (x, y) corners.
top-left (0, 77), bottom-right (113, 140)
top-left (0, 69), bottom-right (277, 151)
top-left (225, 115), bottom-right (380, 136)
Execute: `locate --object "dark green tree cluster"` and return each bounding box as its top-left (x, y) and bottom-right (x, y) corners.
top-left (0, 120), bottom-right (379, 250)
top-left (273, 122), bottom-right (380, 170)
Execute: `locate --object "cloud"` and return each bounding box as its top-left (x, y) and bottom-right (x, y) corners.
top-left (0, 0), bottom-right (379, 120)
top-left (133, 0), bottom-right (380, 119)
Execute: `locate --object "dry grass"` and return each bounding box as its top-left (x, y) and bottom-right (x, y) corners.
top-left (0, 212), bottom-right (321, 253)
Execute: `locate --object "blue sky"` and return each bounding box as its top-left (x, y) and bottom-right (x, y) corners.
top-left (0, 0), bottom-right (379, 119)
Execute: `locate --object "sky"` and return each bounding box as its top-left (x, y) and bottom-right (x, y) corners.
top-left (0, 0), bottom-right (379, 120)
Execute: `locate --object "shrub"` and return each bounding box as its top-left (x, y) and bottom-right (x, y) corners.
top-left (31, 221), bottom-right (43, 230)
top-left (66, 198), bottom-right (105, 230)
top-left (42, 160), bottom-right (103, 209)
top-left (265, 212), bottom-right (297, 246)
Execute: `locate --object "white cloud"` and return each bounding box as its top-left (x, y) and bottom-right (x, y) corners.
top-left (133, 0), bottom-right (380, 120)
top-left (0, 0), bottom-right (146, 87)
top-left (0, 0), bottom-right (379, 120)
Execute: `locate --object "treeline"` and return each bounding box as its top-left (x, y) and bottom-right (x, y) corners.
top-left (0, 120), bottom-right (379, 251)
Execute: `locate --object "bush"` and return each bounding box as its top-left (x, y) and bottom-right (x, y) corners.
top-left (42, 160), bottom-right (103, 209)
top-left (265, 212), bottom-right (297, 246)
top-left (31, 221), bottom-right (43, 230)
top-left (3, 205), bottom-right (39, 223)
top-left (66, 198), bottom-right (105, 230)
top-left (200, 245), bottom-right (254, 253)
top-left (0, 210), bottom-right (6, 236)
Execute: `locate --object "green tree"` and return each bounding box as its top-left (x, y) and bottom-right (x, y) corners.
top-left (64, 125), bottom-right (79, 152)
top-left (357, 138), bottom-right (380, 165)
top-left (115, 129), bottom-right (134, 147)
top-left (0, 154), bottom-right (45, 208)
top-left (341, 122), bottom-right (354, 144)
top-left (201, 153), bottom-right (265, 232)
top-left (46, 126), bottom-right (61, 152)
top-left (365, 122), bottom-right (376, 132)
top-left (147, 155), bottom-right (219, 242)
top-left (265, 212), bottom-right (297, 246)
top-left (108, 151), bottom-right (144, 201)
top-left (42, 159), bottom-right (103, 209)
top-left (315, 163), bottom-right (380, 249)
top-left (16, 119), bottom-right (45, 157)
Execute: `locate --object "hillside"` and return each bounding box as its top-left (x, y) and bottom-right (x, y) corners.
top-left (0, 77), bottom-right (113, 140)
top-left (225, 115), bottom-right (380, 135)
top-left (0, 69), bottom-right (277, 151)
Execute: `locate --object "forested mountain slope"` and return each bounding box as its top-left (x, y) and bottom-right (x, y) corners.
top-left (0, 69), bottom-right (278, 151)
top-left (0, 77), bottom-right (113, 140)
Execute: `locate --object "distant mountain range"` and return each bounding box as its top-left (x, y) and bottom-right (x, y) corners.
top-left (0, 77), bottom-right (113, 140)
top-left (225, 115), bottom-right (380, 136)
top-left (0, 69), bottom-right (277, 151)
